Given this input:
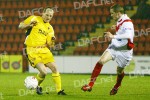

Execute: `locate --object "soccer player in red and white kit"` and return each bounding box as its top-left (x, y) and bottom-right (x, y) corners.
top-left (81, 4), bottom-right (134, 95)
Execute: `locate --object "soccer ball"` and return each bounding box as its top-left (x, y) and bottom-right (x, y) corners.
top-left (24, 76), bottom-right (38, 90)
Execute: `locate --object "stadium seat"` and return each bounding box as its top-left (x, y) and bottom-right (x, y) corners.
top-left (64, 9), bottom-right (71, 16)
top-left (50, 18), bottom-right (56, 25)
top-left (134, 37), bottom-right (138, 43)
top-left (7, 18), bottom-right (13, 25)
top-left (4, 9), bottom-right (9, 17)
top-left (0, 26), bottom-right (4, 33)
top-left (18, 43), bottom-right (24, 53)
top-left (139, 36), bottom-right (146, 43)
top-left (137, 43), bottom-right (144, 53)
top-left (5, 43), bottom-right (12, 52)
top-left (75, 16), bottom-right (81, 25)
top-left (68, 17), bottom-right (75, 25)
top-left (146, 36), bottom-right (150, 42)
top-left (65, 34), bottom-right (71, 41)
top-left (8, 35), bottom-right (14, 43)
top-left (88, 16), bottom-right (95, 25)
top-left (48, 1), bottom-right (54, 7)
top-left (101, 16), bottom-right (107, 23)
top-left (89, 8), bottom-right (96, 16)
top-left (76, 9), bottom-right (83, 16)
top-left (96, 8), bottom-right (102, 16)
top-left (133, 43), bottom-right (138, 54)
top-left (66, 1), bottom-right (72, 8)
top-left (131, 0), bottom-right (136, 6)
top-left (18, 1), bottom-right (24, 8)
top-left (12, 43), bottom-right (18, 52)
top-left (94, 44), bottom-right (103, 55)
top-left (55, 17), bottom-right (62, 25)
top-left (133, 19), bottom-right (141, 24)
top-left (62, 17), bottom-right (69, 25)
top-left (16, 28), bottom-right (24, 34)
top-left (82, 46), bottom-right (89, 53)
top-left (54, 25), bottom-right (60, 34)
top-left (86, 25), bottom-right (92, 32)
top-left (14, 35), bottom-right (20, 43)
top-left (58, 34), bottom-right (65, 43)
top-left (4, 26), bottom-right (11, 34)
top-left (13, 17), bottom-right (19, 25)
top-left (41, 1), bottom-right (47, 7)
top-left (0, 44), bottom-right (5, 52)
top-left (88, 44), bottom-right (96, 53)
top-left (103, 8), bottom-right (110, 16)
top-left (80, 25), bottom-right (86, 32)
top-left (83, 8), bottom-right (89, 16)
top-left (28, 1), bottom-right (36, 9)
top-left (12, 1), bottom-right (17, 9)
top-left (73, 25), bottom-right (80, 34)
top-left (6, 1), bottom-right (12, 9)
top-left (1, 35), bottom-right (8, 43)
top-left (141, 19), bottom-right (149, 25)
top-left (9, 9), bottom-right (16, 17)
top-left (67, 26), bottom-right (73, 33)
top-left (57, 9), bottom-right (64, 16)
top-left (81, 16), bottom-right (88, 24)
top-left (35, 1), bottom-right (41, 8)
top-left (117, 0), bottom-right (124, 6)
top-left (60, 25), bottom-right (67, 34)
top-left (20, 35), bottom-right (26, 43)
top-left (59, 1), bottom-right (66, 8)
top-left (144, 43), bottom-right (150, 55)
top-left (134, 24), bottom-right (139, 30)
top-left (0, 1), bottom-right (6, 9)
top-left (71, 9), bottom-right (77, 16)
top-left (140, 24), bottom-right (146, 30)
top-left (72, 34), bottom-right (77, 41)
top-left (102, 43), bottom-right (109, 51)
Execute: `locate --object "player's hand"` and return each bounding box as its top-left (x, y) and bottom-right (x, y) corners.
top-left (104, 32), bottom-right (114, 39)
top-left (51, 36), bottom-right (56, 41)
top-left (51, 37), bottom-right (56, 47)
top-left (29, 20), bottom-right (37, 27)
top-left (111, 25), bottom-right (116, 30)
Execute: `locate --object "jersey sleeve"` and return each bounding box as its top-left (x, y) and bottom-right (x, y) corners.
top-left (23, 15), bottom-right (35, 25)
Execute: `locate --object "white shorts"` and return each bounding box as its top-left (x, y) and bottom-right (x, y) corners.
top-left (106, 49), bottom-right (132, 68)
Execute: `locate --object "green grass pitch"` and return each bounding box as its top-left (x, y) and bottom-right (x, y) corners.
top-left (0, 73), bottom-right (149, 100)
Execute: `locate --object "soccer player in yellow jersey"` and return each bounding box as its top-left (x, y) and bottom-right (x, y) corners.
top-left (19, 7), bottom-right (66, 95)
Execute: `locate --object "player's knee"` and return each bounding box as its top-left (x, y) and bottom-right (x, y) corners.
top-left (117, 71), bottom-right (122, 75)
top-left (41, 70), bottom-right (47, 76)
top-left (51, 66), bottom-right (57, 73)
top-left (117, 67), bottom-right (124, 75)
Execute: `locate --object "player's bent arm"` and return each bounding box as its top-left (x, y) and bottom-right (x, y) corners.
top-left (114, 30), bottom-right (133, 39)
top-left (18, 20), bottom-right (37, 30)
top-left (18, 21), bottom-right (32, 30)
top-left (114, 23), bottom-right (134, 39)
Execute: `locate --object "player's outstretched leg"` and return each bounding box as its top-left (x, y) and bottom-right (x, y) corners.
top-left (81, 62), bottom-right (103, 92)
top-left (36, 63), bottom-right (47, 95)
top-left (57, 89), bottom-right (66, 95)
top-left (52, 72), bottom-right (66, 95)
top-left (36, 86), bottom-right (43, 95)
top-left (36, 74), bottom-right (45, 95)
top-left (110, 71), bottom-right (124, 95)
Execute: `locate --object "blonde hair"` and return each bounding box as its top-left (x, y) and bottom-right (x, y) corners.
top-left (43, 7), bottom-right (54, 13)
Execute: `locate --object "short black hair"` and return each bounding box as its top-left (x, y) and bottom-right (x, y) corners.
top-left (110, 4), bottom-right (124, 14)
